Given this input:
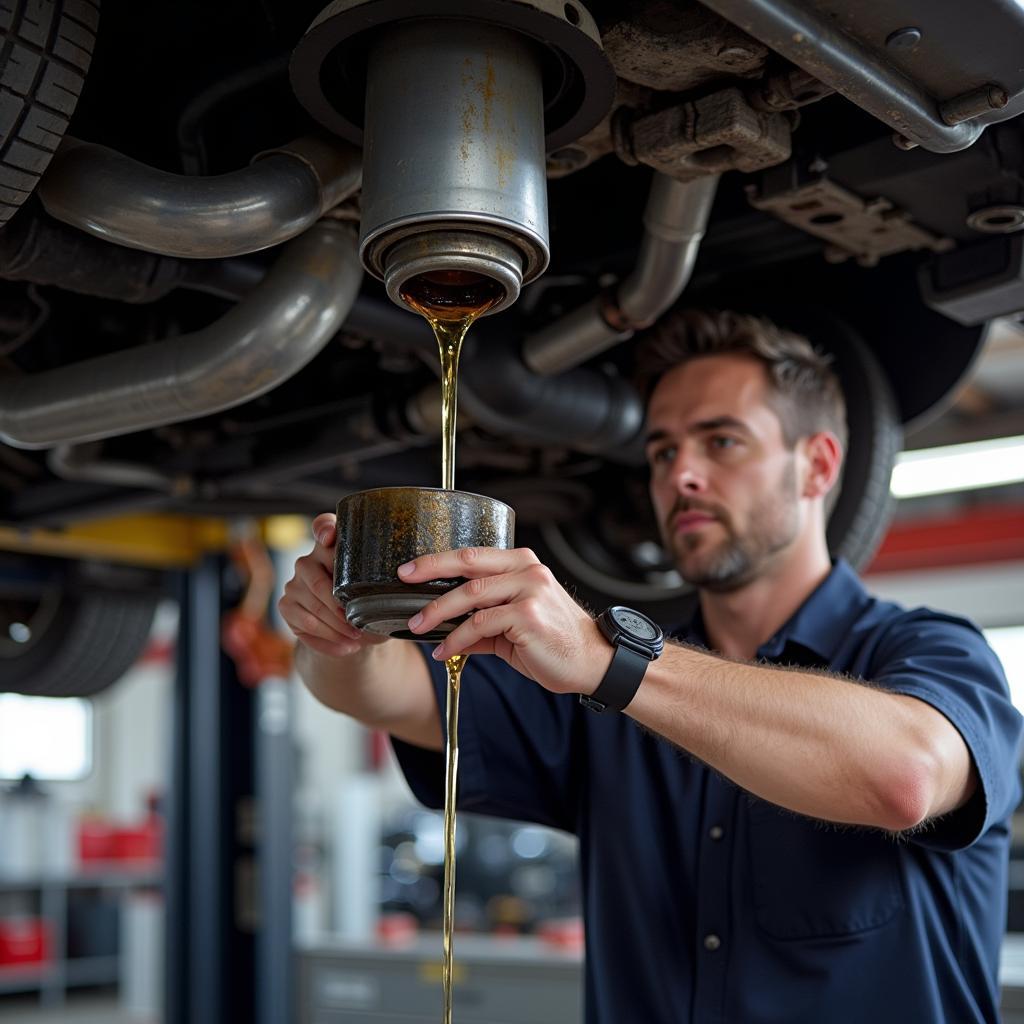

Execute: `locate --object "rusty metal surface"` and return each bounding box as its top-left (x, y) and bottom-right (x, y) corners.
top-left (749, 66), bottom-right (834, 112)
top-left (698, 0), bottom-right (1018, 152)
top-left (546, 79), bottom-right (649, 179)
top-left (747, 175), bottom-right (953, 266)
top-left (752, 0), bottom-right (1024, 103)
top-left (626, 87), bottom-right (792, 181)
top-left (333, 486), bottom-right (515, 640)
top-left (291, 0), bottom-right (615, 152)
top-left (600, 0), bottom-right (767, 92)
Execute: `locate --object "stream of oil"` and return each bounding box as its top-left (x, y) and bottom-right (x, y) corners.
top-left (400, 270), bottom-right (503, 1024)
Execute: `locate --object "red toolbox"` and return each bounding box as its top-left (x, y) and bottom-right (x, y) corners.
top-left (0, 917), bottom-right (51, 966)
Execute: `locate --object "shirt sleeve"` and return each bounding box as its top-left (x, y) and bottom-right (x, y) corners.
top-left (868, 609), bottom-right (1023, 851)
top-left (390, 649), bottom-right (583, 834)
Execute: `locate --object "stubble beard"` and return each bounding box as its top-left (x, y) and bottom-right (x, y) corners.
top-left (670, 459), bottom-right (801, 594)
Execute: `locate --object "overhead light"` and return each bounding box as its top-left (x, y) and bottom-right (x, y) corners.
top-left (890, 435), bottom-right (1024, 499)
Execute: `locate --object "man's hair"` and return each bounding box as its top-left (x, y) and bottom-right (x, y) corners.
top-left (635, 308), bottom-right (848, 456)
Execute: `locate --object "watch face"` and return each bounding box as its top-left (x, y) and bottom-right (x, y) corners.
top-left (612, 607), bottom-right (660, 641)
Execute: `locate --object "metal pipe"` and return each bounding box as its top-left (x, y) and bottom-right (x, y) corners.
top-left (618, 173), bottom-right (720, 327)
top-left (522, 173), bottom-right (718, 376)
top-left (0, 222), bottom-right (362, 449)
top-left (460, 335), bottom-right (644, 450)
top-left (46, 443), bottom-right (189, 493)
top-left (37, 136), bottom-right (361, 258)
top-left (698, 0), bottom-right (1009, 153)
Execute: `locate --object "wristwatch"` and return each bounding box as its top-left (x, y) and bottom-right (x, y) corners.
top-left (580, 606), bottom-right (665, 713)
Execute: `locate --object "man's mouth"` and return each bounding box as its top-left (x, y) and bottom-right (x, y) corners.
top-left (671, 510), bottom-right (719, 534)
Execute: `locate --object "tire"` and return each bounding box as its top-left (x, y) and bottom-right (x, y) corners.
top-left (763, 307), bottom-right (902, 571)
top-left (0, 558), bottom-right (157, 697)
top-left (817, 319), bottom-right (901, 570)
top-left (526, 519), bottom-right (699, 628)
top-left (0, 0), bottom-right (98, 227)
top-left (526, 310), bottom-right (902, 624)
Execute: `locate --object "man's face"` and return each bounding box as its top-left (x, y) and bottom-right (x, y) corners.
top-left (645, 354), bottom-right (803, 592)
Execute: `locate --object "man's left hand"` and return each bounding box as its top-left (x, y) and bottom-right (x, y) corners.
top-left (401, 547), bottom-right (611, 696)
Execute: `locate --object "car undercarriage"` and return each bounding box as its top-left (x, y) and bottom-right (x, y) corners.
top-left (2, 0), bottom-right (1023, 693)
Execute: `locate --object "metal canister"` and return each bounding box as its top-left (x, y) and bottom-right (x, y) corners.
top-left (358, 19), bottom-right (550, 315)
top-left (333, 486), bottom-right (515, 641)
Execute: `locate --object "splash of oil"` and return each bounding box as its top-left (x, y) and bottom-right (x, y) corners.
top-left (400, 269), bottom-right (503, 1024)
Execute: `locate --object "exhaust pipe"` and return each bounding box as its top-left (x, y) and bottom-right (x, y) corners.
top-left (0, 221), bottom-right (362, 449)
top-left (522, 173), bottom-right (719, 375)
top-left (37, 136), bottom-right (361, 258)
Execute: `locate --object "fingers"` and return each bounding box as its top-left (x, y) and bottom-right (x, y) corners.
top-left (279, 589), bottom-right (359, 642)
top-left (280, 547), bottom-right (362, 643)
top-left (294, 555), bottom-right (339, 610)
top-left (310, 513), bottom-right (338, 570)
top-left (279, 512), bottom-right (399, 659)
top-left (432, 603), bottom-right (529, 660)
top-left (398, 546), bottom-right (539, 583)
top-left (407, 567), bottom-right (538, 636)
top-left (291, 630), bottom-right (365, 660)
top-left (312, 512), bottom-right (337, 548)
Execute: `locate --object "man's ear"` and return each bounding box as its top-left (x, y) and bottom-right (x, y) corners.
top-left (800, 432), bottom-right (843, 500)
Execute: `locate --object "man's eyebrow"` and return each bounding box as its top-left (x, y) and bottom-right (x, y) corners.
top-left (692, 415), bottom-right (751, 434)
top-left (644, 416), bottom-right (751, 448)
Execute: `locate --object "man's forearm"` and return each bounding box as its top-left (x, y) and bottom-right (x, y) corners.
top-left (294, 640), bottom-right (442, 750)
top-left (295, 641), bottom-right (385, 719)
top-left (625, 643), bottom-right (975, 830)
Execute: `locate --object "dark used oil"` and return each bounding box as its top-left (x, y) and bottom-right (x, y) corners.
top-left (399, 269), bottom-right (504, 1024)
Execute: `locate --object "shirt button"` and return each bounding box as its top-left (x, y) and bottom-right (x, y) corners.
top-left (708, 825), bottom-right (724, 841)
top-left (704, 933), bottom-right (721, 951)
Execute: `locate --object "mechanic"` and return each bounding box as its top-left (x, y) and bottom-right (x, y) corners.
top-left (280, 309), bottom-right (1022, 1023)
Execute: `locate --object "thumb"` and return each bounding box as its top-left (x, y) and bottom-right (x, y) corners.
top-left (312, 513), bottom-right (337, 548)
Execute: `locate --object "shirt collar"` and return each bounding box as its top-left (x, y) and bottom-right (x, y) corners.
top-left (678, 559), bottom-right (871, 662)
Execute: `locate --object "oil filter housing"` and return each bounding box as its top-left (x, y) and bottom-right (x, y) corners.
top-left (290, 0), bottom-right (616, 314)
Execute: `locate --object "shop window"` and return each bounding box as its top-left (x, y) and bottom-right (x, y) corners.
top-left (0, 694), bottom-right (92, 781)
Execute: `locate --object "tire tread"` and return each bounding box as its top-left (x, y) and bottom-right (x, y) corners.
top-left (0, 0), bottom-right (96, 225)
top-left (1, 588), bottom-right (158, 697)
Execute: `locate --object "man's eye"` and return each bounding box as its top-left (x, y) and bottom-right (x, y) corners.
top-left (710, 435), bottom-right (738, 450)
top-left (651, 446), bottom-right (676, 466)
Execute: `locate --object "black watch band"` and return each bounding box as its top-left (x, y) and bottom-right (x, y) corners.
top-left (581, 606), bottom-right (664, 713)
top-left (579, 643), bottom-right (652, 713)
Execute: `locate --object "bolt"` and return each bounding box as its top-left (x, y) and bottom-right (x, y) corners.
top-left (716, 45), bottom-right (754, 62)
top-left (892, 132), bottom-right (918, 151)
top-left (987, 86), bottom-right (1009, 109)
top-left (885, 27), bottom-right (922, 50)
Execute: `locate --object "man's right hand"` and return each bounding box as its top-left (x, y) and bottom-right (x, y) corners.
top-left (278, 511), bottom-right (390, 659)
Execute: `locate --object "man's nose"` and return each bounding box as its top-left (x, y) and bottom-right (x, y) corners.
top-left (671, 454), bottom-right (707, 494)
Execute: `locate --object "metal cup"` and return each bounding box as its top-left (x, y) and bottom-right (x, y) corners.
top-left (333, 486), bottom-right (516, 642)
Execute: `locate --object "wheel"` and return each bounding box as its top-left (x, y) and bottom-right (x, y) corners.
top-left (0, 555), bottom-right (158, 697)
top-left (527, 310), bottom-right (902, 625)
top-left (767, 308), bottom-right (902, 571)
top-left (0, 0), bottom-right (98, 226)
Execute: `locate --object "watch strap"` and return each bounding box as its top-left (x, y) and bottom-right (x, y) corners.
top-left (579, 642), bottom-right (650, 713)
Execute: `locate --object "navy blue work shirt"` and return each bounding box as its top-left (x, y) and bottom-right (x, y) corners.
top-left (392, 559), bottom-right (1023, 1023)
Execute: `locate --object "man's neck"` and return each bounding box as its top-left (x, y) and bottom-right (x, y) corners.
top-left (697, 539), bottom-right (832, 661)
